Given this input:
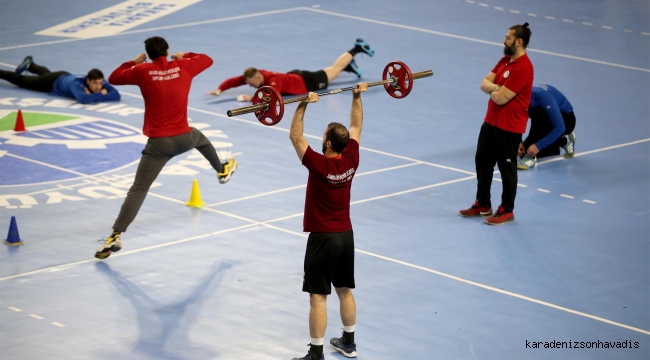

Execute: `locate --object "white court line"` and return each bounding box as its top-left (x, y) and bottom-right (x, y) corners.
top-left (583, 199), bottom-right (597, 204)
top-left (52, 322), bottom-right (65, 327)
top-left (0, 174), bottom-right (476, 282)
top-left (301, 8), bottom-right (650, 72)
top-left (545, 16), bottom-right (556, 20)
top-left (121, 91), bottom-right (478, 176)
top-left (537, 138), bottom-right (650, 165)
top-left (0, 168), bottom-right (647, 335)
top-left (0, 8), bottom-right (304, 51)
top-left (5, 153), bottom-right (87, 176)
top-left (1, 7), bottom-right (646, 73)
top-left (537, 188), bottom-right (551, 193)
top-left (583, 22), bottom-right (593, 26)
top-left (560, 194), bottom-right (574, 199)
top-left (510, 10), bottom-right (520, 14)
top-left (8, 306), bottom-right (22, 312)
top-left (354, 249), bottom-right (650, 336)
top-left (29, 314), bottom-right (44, 320)
top-left (206, 162), bottom-right (422, 207)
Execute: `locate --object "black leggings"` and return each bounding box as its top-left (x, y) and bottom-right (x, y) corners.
top-left (0, 63), bottom-right (68, 93)
top-left (475, 122), bottom-right (522, 212)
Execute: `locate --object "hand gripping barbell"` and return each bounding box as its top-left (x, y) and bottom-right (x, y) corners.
top-left (226, 61), bottom-right (433, 126)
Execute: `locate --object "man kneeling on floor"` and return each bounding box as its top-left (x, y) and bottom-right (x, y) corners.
top-left (517, 84), bottom-right (577, 170)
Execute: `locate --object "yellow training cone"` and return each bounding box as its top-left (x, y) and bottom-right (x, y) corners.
top-left (186, 179), bottom-right (205, 208)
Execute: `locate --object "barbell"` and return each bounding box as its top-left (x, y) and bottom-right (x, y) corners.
top-left (226, 61), bottom-right (433, 126)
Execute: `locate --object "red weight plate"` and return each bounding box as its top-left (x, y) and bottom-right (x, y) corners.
top-left (383, 61), bottom-right (413, 99)
top-left (253, 86), bottom-right (284, 126)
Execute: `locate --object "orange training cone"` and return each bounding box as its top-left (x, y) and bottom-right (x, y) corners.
top-left (186, 179), bottom-right (205, 208)
top-left (14, 110), bottom-right (26, 132)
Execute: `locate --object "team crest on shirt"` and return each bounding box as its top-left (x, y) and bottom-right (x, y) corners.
top-left (503, 71), bottom-right (510, 78)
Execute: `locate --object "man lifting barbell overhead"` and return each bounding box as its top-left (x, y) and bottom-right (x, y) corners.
top-left (289, 82), bottom-right (367, 360)
top-left (226, 61), bottom-right (433, 126)
top-left (206, 38), bottom-right (375, 101)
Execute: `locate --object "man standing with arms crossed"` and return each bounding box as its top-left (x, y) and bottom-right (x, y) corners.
top-left (289, 82), bottom-right (368, 360)
top-left (460, 23), bottom-right (534, 225)
top-left (95, 36), bottom-right (237, 259)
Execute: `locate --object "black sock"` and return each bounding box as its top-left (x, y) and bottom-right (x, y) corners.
top-left (348, 45), bottom-right (364, 57)
top-left (309, 344), bottom-right (323, 358)
top-left (342, 331), bottom-right (354, 345)
top-left (558, 136), bottom-right (568, 146)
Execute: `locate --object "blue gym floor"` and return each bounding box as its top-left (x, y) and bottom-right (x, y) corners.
top-left (0, 1), bottom-right (648, 359)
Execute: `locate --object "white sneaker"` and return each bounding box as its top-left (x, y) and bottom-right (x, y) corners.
top-left (563, 132), bottom-right (576, 158)
top-left (517, 154), bottom-right (537, 170)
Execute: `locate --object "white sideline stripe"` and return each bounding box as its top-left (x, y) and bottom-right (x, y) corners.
top-left (537, 138), bottom-right (650, 165)
top-left (560, 194), bottom-right (574, 199)
top-left (205, 162), bottom-right (421, 207)
top-left (537, 188), bottom-right (551, 193)
top-left (52, 322), bottom-right (66, 327)
top-left (301, 8), bottom-right (650, 72)
top-left (0, 8), bottom-right (305, 51)
top-left (8, 307), bottom-right (22, 312)
top-left (29, 314), bottom-right (44, 320)
top-left (583, 199), bottom-right (597, 204)
top-left (354, 249), bottom-right (650, 336)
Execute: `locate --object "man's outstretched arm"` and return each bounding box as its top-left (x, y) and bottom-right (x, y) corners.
top-left (348, 82), bottom-right (368, 144)
top-left (289, 92), bottom-right (319, 162)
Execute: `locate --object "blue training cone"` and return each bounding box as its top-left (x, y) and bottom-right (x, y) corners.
top-left (4, 216), bottom-right (24, 246)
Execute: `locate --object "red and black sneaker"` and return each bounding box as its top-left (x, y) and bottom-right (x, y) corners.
top-left (459, 200), bottom-right (493, 217)
top-left (485, 206), bottom-right (515, 225)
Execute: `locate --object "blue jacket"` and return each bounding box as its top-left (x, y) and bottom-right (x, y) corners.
top-left (528, 84), bottom-right (573, 150)
top-left (50, 74), bottom-right (120, 104)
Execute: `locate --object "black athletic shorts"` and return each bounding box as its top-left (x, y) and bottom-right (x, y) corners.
top-left (288, 70), bottom-right (329, 92)
top-left (302, 230), bottom-right (355, 295)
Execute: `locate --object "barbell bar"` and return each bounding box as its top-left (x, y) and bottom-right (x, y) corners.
top-left (226, 61), bottom-right (433, 126)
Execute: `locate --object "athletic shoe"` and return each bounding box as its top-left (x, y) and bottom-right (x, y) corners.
top-left (15, 56), bottom-right (33, 74)
top-left (343, 59), bottom-right (362, 78)
top-left (95, 232), bottom-right (122, 259)
top-left (459, 200), bottom-right (492, 217)
top-left (517, 154), bottom-right (537, 170)
top-left (291, 348), bottom-right (324, 360)
top-left (563, 132), bottom-right (576, 158)
top-left (217, 157), bottom-right (237, 184)
top-left (354, 38), bottom-right (374, 57)
top-left (330, 336), bottom-right (357, 358)
top-left (485, 206), bottom-right (515, 225)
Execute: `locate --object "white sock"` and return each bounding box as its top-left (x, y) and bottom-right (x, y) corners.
top-left (343, 325), bottom-right (355, 333)
top-left (310, 337), bottom-right (324, 346)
